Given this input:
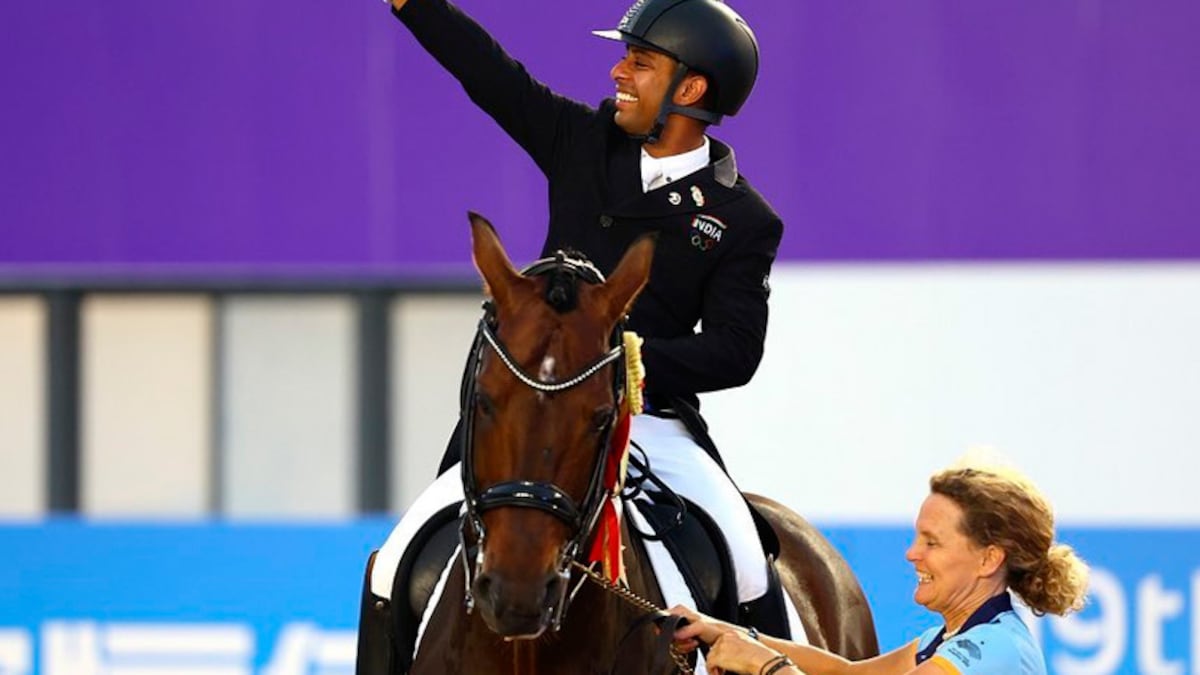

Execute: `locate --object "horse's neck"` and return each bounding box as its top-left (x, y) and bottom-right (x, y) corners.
top-left (617, 516), bottom-right (663, 610)
top-left (547, 530), bottom-right (662, 674)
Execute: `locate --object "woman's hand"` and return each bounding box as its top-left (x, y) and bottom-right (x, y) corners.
top-left (668, 605), bottom-right (738, 653)
top-left (707, 631), bottom-right (790, 675)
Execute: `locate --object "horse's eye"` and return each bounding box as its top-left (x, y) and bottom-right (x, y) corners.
top-left (475, 392), bottom-right (496, 418)
top-left (591, 406), bottom-right (614, 432)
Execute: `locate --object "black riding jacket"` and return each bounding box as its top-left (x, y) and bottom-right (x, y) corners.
top-left (394, 0), bottom-right (783, 410)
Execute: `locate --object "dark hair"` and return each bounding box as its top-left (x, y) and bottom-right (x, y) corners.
top-left (931, 467), bottom-right (1089, 616)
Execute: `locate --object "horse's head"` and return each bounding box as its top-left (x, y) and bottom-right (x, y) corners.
top-left (459, 212), bottom-right (654, 639)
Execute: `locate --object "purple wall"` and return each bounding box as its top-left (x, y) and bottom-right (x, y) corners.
top-left (2, 1), bottom-right (1198, 274)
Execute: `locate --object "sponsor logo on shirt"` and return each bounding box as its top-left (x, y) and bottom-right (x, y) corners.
top-left (947, 638), bottom-right (982, 666)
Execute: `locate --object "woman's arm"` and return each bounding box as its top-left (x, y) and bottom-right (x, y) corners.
top-left (670, 606), bottom-right (926, 675)
top-left (711, 632), bottom-right (922, 675)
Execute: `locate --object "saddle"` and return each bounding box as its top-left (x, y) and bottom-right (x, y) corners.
top-left (627, 492), bottom-right (738, 620)
top-left (387, 505), bottom-right (462, 674)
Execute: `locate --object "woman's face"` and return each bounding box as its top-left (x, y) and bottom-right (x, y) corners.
top-left (905, 493), bottom-right (989, 617)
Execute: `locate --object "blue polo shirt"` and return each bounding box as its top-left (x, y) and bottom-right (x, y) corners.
top-left (915, 593), bottom-right (1046, 674)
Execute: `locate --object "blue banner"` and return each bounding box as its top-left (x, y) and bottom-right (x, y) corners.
top-left (2, 521), bottom-right (1197, 673)
top-left (0, 520), bottom-right (395, 674)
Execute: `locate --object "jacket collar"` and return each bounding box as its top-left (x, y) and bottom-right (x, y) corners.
top-left (641, 136), bottom-right (711, 192)
top-left (710, 137), bottom-right (738, 188)
top-left (609, 137), bottom-right (745, 220)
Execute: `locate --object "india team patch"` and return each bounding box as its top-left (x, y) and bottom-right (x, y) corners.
top-left (690, 214), bottom-right (726, 252)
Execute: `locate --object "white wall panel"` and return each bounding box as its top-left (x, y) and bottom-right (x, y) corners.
top-left (221, 296), bottom-right (356, 518)
top-left (0, 296), bottom-right (46, 517)
top-left (390, 293), bottom-right (484, 511)
top-left (81, 295), bottom-right (213, 516)
top-left (705, 263), bottom-right (1200, 524)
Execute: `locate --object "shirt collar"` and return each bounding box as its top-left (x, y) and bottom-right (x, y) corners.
top-left (915, 592), bottom-right (1015, 664)
top-left (640, 136), bottom-right (711, 192)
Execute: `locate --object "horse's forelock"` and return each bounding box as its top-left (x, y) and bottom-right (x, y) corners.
top-left (544, 266), bottom-right (579, 314)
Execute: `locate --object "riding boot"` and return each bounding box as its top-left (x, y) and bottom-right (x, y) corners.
top-left (356, 552), bottom-right (396, 675)
top-left (737, 555), bottom-right (792, 641)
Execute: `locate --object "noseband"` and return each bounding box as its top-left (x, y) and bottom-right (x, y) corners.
top-left (458, 251), bottom-right (627, 631)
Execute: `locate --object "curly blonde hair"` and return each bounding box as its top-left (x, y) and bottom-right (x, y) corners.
top-left (930, 467), bottom-right (1089, 616)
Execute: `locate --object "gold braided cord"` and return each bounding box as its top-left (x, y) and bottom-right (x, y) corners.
top-left (570, 560), bottom-right (695, 674)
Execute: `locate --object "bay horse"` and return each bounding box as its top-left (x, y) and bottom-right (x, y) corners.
top-left (359, 213), bottom-right (878, 674)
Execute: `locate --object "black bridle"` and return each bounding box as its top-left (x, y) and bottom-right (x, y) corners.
top-left (457, 251), bottom-right (628, 632)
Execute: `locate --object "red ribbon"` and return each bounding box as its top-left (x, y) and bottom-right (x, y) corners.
top-left (586, 410), bottom-right (631, 582)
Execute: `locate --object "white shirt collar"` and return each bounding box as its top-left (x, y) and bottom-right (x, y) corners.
top-left (640, 136), bottom-right (711, 192)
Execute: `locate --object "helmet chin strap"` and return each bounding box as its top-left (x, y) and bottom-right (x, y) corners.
top-left (641, 62), bottom-right (723, 145)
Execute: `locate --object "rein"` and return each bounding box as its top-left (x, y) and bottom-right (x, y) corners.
top-left (570, 560), bottom-right (695, 675)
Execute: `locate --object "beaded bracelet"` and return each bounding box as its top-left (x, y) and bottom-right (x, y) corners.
top-left (758, 653), bottom-right (796, 672)
top-left (759, 654), bottom-right (796, 675)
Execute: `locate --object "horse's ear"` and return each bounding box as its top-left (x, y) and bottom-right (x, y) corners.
top-left (469, 212), bottom-right (523, 307)
top-left (598, 234), bottom-right (656, 324)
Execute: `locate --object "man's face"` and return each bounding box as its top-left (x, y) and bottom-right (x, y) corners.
top-left (609, 45), bottom-right (676, 135)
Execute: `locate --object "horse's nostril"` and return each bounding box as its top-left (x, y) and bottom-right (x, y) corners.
top-left (474, 573), bottom-right (494, 602)
top-left (544, 573), bottom-right (563, 604)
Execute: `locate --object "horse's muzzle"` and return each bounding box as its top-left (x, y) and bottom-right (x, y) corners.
top-left (472, 568), bottom-right (566, 639)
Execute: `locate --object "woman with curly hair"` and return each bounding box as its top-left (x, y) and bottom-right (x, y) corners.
top-left (672, 463), bottom-right (1090, 674)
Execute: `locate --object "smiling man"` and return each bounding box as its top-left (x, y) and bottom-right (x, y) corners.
top-left (365, 0), bottom-right (788, 668)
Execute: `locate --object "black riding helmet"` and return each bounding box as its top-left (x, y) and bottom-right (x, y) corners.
top-left (594, 0), bottom-right (759, 141)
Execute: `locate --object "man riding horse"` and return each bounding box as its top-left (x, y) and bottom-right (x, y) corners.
top-left (364, 0), bottom-right (805, 668)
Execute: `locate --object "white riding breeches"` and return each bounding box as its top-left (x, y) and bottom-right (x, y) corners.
top-left (625, 415), bottom-right (767, 601)
top-left (369, 414), bottom-right (768, 603)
